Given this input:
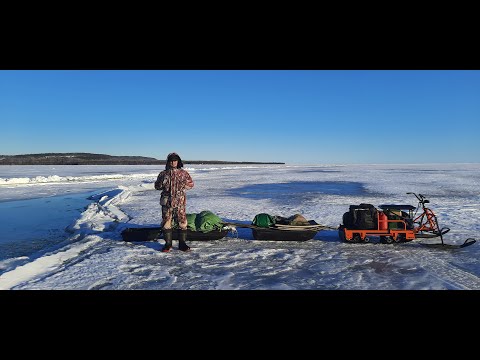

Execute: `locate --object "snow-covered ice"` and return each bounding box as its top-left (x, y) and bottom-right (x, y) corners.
top-left (1, 163), bottom-right (480, 290)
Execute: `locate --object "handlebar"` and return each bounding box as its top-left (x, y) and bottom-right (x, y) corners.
top-left (407, 192), bottom-right (429, 204)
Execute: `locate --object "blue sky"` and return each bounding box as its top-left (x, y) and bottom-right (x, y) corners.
top-left (0, 70), bottom-right (478, 164)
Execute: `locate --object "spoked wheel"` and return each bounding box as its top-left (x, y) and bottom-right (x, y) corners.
top-left (380, 236), bottom-right (394, 244)
top-left (352, 234), bottom-right (362, 243)
top-left (395, 234), bottom-right (407, 243)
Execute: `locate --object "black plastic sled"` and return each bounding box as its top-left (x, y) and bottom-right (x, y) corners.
top-left (121, 227), bottom-right (229, 242)
top-left (252, 227), bottom-right (318, 241)
top-left (121, 227), bottom-right (161, 242)
top-left (252, 220), bottom-right (325, 241)
top-left (222, 219), bottom-right (328, 242)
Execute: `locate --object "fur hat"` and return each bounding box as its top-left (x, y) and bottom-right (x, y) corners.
top-left (166, 152), bottom-right (184, 168)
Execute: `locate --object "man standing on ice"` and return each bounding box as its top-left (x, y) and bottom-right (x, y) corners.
top-left (154, 152), bottom-right (194, 252)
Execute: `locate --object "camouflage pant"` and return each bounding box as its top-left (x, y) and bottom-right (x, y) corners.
top-left (162, 205), bottom-right (187, 230)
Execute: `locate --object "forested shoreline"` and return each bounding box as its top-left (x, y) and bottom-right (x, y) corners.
top-left (0, 153), bottom-right (284, 165)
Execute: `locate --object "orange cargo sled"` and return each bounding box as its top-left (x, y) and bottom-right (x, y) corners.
top-left (338, 193), bottom-right (476, 248)
top-left (338, 204), bottom-right (417, 244)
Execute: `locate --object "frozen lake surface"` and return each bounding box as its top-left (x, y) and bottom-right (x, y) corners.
top-left (1, 163), bottom-right (479, 290)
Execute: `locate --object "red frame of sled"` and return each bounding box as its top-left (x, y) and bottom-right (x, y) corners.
top-left (341, 218), bottom-right (416, 242)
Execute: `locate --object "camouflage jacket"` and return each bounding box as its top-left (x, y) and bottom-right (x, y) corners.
top-left (154, 168), bottom-right (194, 208)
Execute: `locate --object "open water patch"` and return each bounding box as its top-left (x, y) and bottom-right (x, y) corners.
top-left (0, 188), bottom-right (112, 263)
top-left (227, 181), bottom-right (367, 202)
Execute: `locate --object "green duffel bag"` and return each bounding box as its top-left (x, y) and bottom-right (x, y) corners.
top-left (186, 213), bottom-right (197, 231)
top-left (171, 213), bottom-right (198, 230)
top-left (252, 213), bottom-right (275, 228)
top-left (195, 210), bottom-right (224, 232)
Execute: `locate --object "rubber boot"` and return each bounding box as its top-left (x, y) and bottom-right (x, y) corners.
top-left (178, 229), bottom-right (191, 252)
top-left (161, 229), bottom-right (173, 252)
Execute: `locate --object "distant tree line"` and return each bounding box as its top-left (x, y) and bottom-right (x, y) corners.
top-left (0, 153), bottom-right (284, 165)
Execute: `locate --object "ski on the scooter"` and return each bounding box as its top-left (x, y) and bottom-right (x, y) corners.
top-left (420, 238), bottom-right (476, 249)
